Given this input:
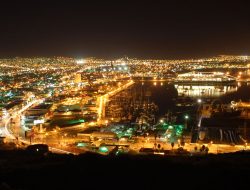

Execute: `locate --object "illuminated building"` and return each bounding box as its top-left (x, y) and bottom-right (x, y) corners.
top-left (175, 71), bottom-right (236, 83)
top-left (74, 73), bottom-right (81, 84)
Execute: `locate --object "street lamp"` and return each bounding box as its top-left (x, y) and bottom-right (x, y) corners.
top-left (184, 115), bottom-right (189, 129)
top-left (105, 120), bottom-right (109, 126)
top-left (197, 99), bottom-right (202, 104)
top-left (210, 141), bottom-right (213, 147)
top-left (177, 139), bottom-right (181, 147)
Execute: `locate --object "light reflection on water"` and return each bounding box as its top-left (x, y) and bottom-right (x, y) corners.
top-left (147, 81), bottom-right (239, 97)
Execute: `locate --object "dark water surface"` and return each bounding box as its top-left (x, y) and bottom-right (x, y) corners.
top-left (131, 81), bottom-right (248, 113)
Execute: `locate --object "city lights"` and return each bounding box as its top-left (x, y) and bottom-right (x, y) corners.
top-left (0, 55), bottom-right (249, 158)
top-left (76, 59), bottom-right (85, 64)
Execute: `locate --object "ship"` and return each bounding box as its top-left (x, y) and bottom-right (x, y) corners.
top-left (175, 71), bottom-right (236, 84)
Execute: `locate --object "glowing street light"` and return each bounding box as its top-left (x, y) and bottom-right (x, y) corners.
top-left (184, 115), bottom-right (189, 129)
top-left (197, 99), bottom-right (202, 103)
top-left (105, 120), bottom-right (109, 126)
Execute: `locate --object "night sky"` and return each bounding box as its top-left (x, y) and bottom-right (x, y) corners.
top-left (1, 0), bottom-right (250, 59)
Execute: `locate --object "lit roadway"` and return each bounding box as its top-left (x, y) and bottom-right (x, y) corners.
top-left (97, 80), bottom-right (135, 123)
top-left (1, 99), bottom-right (44, 139)
top-left (1, 98), bottom-right (78, 155)
top-left (127, 138), bottom-right (249, 154)
top-left (94, 137), bottom-right (249, 155)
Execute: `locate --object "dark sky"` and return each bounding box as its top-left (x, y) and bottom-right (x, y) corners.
top-left (1, 0), bottom-right (250, 59)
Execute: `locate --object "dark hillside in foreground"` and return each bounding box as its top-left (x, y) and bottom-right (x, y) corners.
top-left (0, 150), bottom-right (250, 189)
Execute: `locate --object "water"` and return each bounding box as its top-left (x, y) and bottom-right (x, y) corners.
top-left (131, 81), bottom-right (240, 115)
top-left (131, 82), bottom-right (177, 116)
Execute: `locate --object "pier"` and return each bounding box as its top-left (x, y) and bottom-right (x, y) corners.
top-left (97, 80), bottom-right (135, 123)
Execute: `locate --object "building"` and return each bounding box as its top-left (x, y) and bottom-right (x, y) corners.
top-left (74, 73), bottom-right (81, 84)
top-left (175, 71), bottom-right (236, 84)
top-left (0, 108), bottom-right (8, 121)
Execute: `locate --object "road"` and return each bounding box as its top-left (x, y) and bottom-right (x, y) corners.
top-left (129, 139), bottom-right (249, 154)
top-left (0, 99), bottom-right (44, 139)
top-left (0, 98), bottom-right (79, 155)
top-left (97, 80), bottom-right (135, 123)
